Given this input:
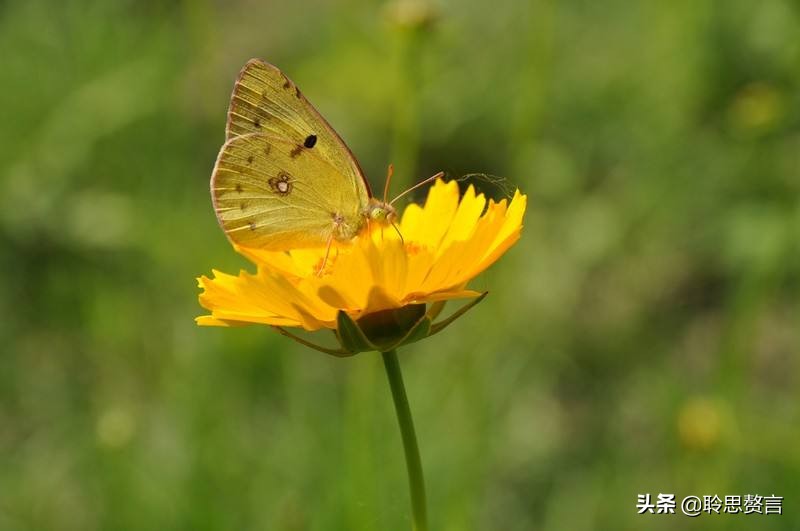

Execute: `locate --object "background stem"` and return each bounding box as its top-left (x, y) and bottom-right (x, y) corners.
top-left (389, 11), bottom-right (430, 192)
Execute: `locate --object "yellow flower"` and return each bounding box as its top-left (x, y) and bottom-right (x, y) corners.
top-left (197, 179), bottom-right (526, 348)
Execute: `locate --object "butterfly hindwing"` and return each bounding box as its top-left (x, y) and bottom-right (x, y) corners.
top-left (212, 133), bottom-right (366, 250)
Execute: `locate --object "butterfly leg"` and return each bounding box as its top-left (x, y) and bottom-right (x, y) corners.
top-left (317, 232), bottom-right (335, 277)
top-left (391, 221), bottom-right (405, 246)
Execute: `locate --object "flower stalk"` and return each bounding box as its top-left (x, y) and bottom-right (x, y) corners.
top-left (200, 49), bottom-right (526, 531)
top-left (382, 349), bottom-right (428, 531)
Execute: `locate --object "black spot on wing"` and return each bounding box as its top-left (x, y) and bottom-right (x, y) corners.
top-left (253, 118), bottom-right (261, 128)
top-left (288, 135), bottom-right (317, 159)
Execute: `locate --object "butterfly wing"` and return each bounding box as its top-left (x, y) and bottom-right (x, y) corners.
top-left (226, 59), bottom-right (370, 199)
top-left (212, 132), bottom-right (367, 249)
top-left (214, 59), bottom-right (372, 250)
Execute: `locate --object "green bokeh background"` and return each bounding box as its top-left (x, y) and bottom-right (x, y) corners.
top-left (1, 1), bottom-right (798, 530)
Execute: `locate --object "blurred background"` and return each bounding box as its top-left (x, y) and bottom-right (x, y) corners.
top-left (1, 0), bottom-right (798, 529)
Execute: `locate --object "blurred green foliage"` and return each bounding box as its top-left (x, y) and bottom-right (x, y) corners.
top-left (1, 0), bottom-right (799, 530)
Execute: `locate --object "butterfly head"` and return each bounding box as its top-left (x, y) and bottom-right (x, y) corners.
top-left (365, 198), bottom-right (397, 225)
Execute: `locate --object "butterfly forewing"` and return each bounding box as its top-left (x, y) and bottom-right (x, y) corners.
top-left (212, 133), bottom-right (366, 250)
top-left (225, 59), bottom-right (371, 198)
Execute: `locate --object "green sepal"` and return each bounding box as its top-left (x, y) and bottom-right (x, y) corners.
top-left (273, 326), bottom-right (353, 357)
top-left (426, 300), bottom-right (447, 322)
top-left (290, 295), bottom-right (487, 356)
top-left (336, 311), bottom-right (378, 353)
top-left (390, 314), bottom-right (431, 349)
top-left (428, 292), bottom-right (488, 337)
top-left (355, 304), bottom-right (427, 352)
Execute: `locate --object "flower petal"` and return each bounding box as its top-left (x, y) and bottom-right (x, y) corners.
top-left (404, 179), bottom-right (460, 249)
top-left (437, 184), bottom-right (486, 252)
top-left (197, 179), bottom-right (526, 331)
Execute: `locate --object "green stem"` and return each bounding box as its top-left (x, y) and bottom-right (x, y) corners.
top-left (381, 350), bottom-right (428, 531)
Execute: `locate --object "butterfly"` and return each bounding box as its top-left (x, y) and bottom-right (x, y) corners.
top-left (211, 59), bottom-right (438, 256)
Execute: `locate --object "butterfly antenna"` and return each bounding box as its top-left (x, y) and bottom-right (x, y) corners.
top-left (390, 171), bottom-right (445, 206)
top-left (383, 164), bottom-right (394, 204)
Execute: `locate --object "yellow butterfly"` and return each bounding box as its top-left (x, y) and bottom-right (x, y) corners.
top-left (212, 59), bottom-right (434, 255)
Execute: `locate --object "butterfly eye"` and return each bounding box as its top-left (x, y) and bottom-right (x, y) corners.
top-left (370, 207), bottom-right (386, 221)
top-left (304, 135), bottom-right (317, 148)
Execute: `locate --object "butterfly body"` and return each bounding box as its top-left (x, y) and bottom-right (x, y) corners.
top-left (211, 59), bottom-right (395, 250)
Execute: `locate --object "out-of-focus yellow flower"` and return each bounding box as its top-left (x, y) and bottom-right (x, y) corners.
top-left (677, 397), bottom-right (726, 452)
top-left (197, 179), bottom-right (526, 351)
top-left (728, 81), bottom-right (783, 136)
top-left (385, 0), bottom-right (440, 30)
